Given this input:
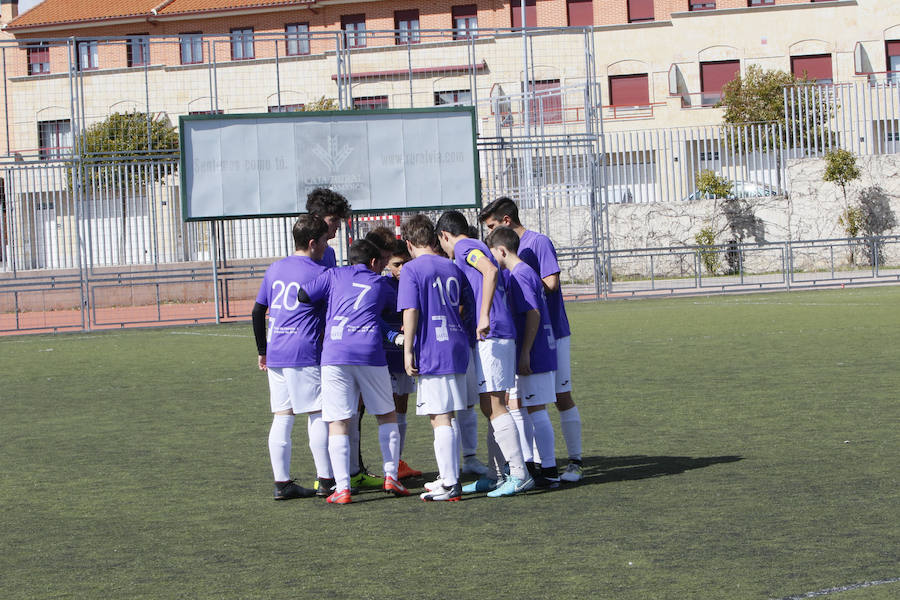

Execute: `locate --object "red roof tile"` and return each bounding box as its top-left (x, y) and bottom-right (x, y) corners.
top-left (7, 0), bottom-right (317, 30)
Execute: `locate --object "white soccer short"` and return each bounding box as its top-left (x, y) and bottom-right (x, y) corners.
top-left (415, 373), bottom-right (467, 416)
top-left (320, 364), bottom-right (395, 422)
top-left (390, 370), bottom-right (416, 396)
top-left (464, 346), bottom-right (478, 407)
top-left (511, 371), bottom-right (556, 407)
top-left (267, 366), bottom-right (322, 414)
top-left (554, 336), bottom-right (573, 394)
top-left (476, 337), bottom-right (516, 394)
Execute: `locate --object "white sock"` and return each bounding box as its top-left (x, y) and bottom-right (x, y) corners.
top-left (457, 406), bottom-right (479, 456)
top-left (328, 434), bottom-right (351, 492)
top-left (530, 410), bottom-right (557, 469)
top-left (268, 414), bottom-right (295, 482)
top-left (397, 412), bottom-right (408, 456)
top-left (491, 412), bottom-right (527, 480)
top-left (559, 406), bottom-right (583, 461)
top-left (348, 412), bottom-right (361, 475)
top-left (450, 419), bottom-right (460, 483)
top-left (378, 422), bottom-right (400, 480)
top-left (307, 412), bottom-right (332, 479)
top-left (508, 408), bottom-right (534, 463)
top-left (433, 425), bottom-right (458, 486)
top-left (486, 422), bottom-right (504, 480)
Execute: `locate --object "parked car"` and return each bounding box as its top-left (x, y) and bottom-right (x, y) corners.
top-left (682, 180), bottom-right (784, 202)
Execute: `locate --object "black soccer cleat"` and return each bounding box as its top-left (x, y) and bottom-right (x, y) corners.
top-left (314, 477), bottom-right (336, 498)
top-left (274, 480), bottom-right (316, 500)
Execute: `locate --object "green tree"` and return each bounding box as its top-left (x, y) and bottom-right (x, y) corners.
top-left (72, 112), bottom-right (179, 260)
top-left (823, 148), bottom-right (860, 209)
top-left (303, 96), bottom-right (339, 111)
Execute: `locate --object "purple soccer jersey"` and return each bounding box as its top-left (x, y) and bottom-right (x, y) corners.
top-left (505, 262), bottom-right (558, 374)
top-left (397, 254), bottom-right (471, 376)
top-left (302, 263), bottom-right (396, 366)
top-left (255, 255), bottom-right (328, 368)
top-left (453, 237), bottom-right (516, 340)
top-left (518, 229), bottom-right (571, 339)
top-left (316, 245), bottom-right (338, 268)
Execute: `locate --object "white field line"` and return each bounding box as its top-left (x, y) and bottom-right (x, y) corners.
top-left (168, 331), bottom-right (250, 338)
top-left (773, 577), bottom-right (900, 599)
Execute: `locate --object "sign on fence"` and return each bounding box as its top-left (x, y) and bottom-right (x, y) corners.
top-left (179, 107), bottom-right (480, 221)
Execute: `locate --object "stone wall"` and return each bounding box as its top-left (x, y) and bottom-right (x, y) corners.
top-left (520, 153), bottom-right (900, 282)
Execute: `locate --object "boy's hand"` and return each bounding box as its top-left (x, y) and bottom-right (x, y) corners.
top-left (517, 353), bottom-right (532, 376)
top-left (404, 351), bottom-right (419, 377)
top-left (476, 315), bottom-right (491, 340)
top-left (258, 355), bottom-right (267, 371)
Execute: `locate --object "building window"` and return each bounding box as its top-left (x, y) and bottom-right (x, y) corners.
top-left (526, 80), bottom-right (562, 124)
top-left (567, 0), bottom-right (593, 27)
top-left (353, 96), bottom-right (388, 110)
top-left (748, 0), bottom-right (774, 5)
top-left (342, 15), bottom-right (367, 48)
top-left (791, 54), bottom-right (833, 84)
top-left (77, 40), bottom-right (98, 71)
top-left (180, 33), bottom-right (203, 65)
top-left (395, 10), bottom-right (420, 45)
top-left (511, 0), bottom-right (537, 29)
top-left (627, 0), bottom-right (654, 23)
top-left (435, 90), bottom-right (472, 106)
top-left (452, 5), bottom-right (478, 39)
top-left (700, 60), bottom-right (739, 106)
top-left (127, 35), bottom-right (149, 67)
top-left (887, 40), bottom-right (900, 82)
top-left (27, 43), bottom-right (50, 75)
top-left (608, 74), bottom-right (650, 107)
top-left (285, 23), bottom-right (310, 56)
top-left (231, 28), bottom-right (254, 60)
top-left (188, 109), bottom-right (224, 115)
top-left (38, 119), bottom-right (72, 159)
top-left (689, 0), bottom-right (716, 11)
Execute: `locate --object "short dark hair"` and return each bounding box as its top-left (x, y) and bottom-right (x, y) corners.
top-left (434, 210), bottom-right (470, 237)
top-left (485, 225), bottom-right (520, 254)
top-left (401, 214), bottom-right (437, 248)
top-left (391, 238), bottom-right (411, 260)
top-left (364, 226), bottom-right (396, 255)
top-left (306, 187), bottom-right (351, 219)
top-left (479, 197), bottom-right (521, 226)
top-left (292, 214), bottom-right (329, 251)
top-left (348, 238), bottom-right (381, 266)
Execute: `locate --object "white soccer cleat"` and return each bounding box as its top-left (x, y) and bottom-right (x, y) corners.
top-left (423, 478), bottom-right (444, 492)
top-left (420, 482), bottom-right (462, 502)
top-left (461, 455), bottom-right (490, 476)
top-left (560, 462), bottom-right (584, 482)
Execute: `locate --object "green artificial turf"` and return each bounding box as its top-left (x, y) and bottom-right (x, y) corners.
top-left (1, 287), bottom-right (898, 599)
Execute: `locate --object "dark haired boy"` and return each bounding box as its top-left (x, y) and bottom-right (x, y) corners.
top-left (252, 214), bottom-right (332, 500)
top-left (398, 215), bottom-right (473, 501)
top-left (306, 187), bottom-right (352, 268)
top-left (479, 197), bottom-right (584, 482)
top-left (486, 226), bottom-right (559, 488)
top-left (298, 239), bottom-right (409, 504)
top-left (434, 210), bottom-right (532, 497)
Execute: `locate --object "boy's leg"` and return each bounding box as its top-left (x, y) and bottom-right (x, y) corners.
top-left (269, 411), bottom-right (295, 482)
top-left (459, 347), bottom-right (487, 475)
top-left (554, 336), bottom-right (583, 481)
top-left (321, 365), bottom-right (360, 501)
top-left (267, 366), bottom-right (315, 499)
top-left (508, 383), bottom-right (535, 471)
top-left (307, 411), bottom-right (332, 480)
top-left (358, 366), bottom-right (407, 495)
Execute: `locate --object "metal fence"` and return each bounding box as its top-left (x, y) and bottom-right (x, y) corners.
top-left (1, 29), bottom-right (899, 333)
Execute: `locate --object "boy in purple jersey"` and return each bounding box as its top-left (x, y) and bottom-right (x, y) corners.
top-left (479, 197), bottom-right (584, 483)
top-left (298, 239), bottom-right (410, 504)
top-left (398, 215), bottom-right (473, 501)
top-left (306, 187), bottom-right (351, 268)
top-left (380, 237), bottom-right (422, 479)
top-left (435, 210), bottom-right (532, 497)
top-left (487, 226), bottom-right (560, 489)
top-left (251, 214), bottom-right (332, 501)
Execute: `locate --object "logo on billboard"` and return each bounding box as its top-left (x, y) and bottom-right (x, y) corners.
top-left (312, 136), bottom-right (354, 172)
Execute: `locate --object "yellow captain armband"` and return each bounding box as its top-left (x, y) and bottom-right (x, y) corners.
top-left (466, 249), bottom-right (487, 267)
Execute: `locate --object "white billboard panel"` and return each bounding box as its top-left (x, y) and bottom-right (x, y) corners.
top-left (180, 107), bottom-right (480, 221)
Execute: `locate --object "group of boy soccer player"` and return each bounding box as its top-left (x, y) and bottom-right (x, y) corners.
top-left (252, 189), bottom-right (583, 504)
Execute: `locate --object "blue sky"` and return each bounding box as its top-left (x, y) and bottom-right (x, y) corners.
top-left (18, 0), bottom-right (44, 15)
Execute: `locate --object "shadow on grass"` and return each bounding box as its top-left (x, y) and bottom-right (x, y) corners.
top-left (581, 454), bottom-right (744, 485)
